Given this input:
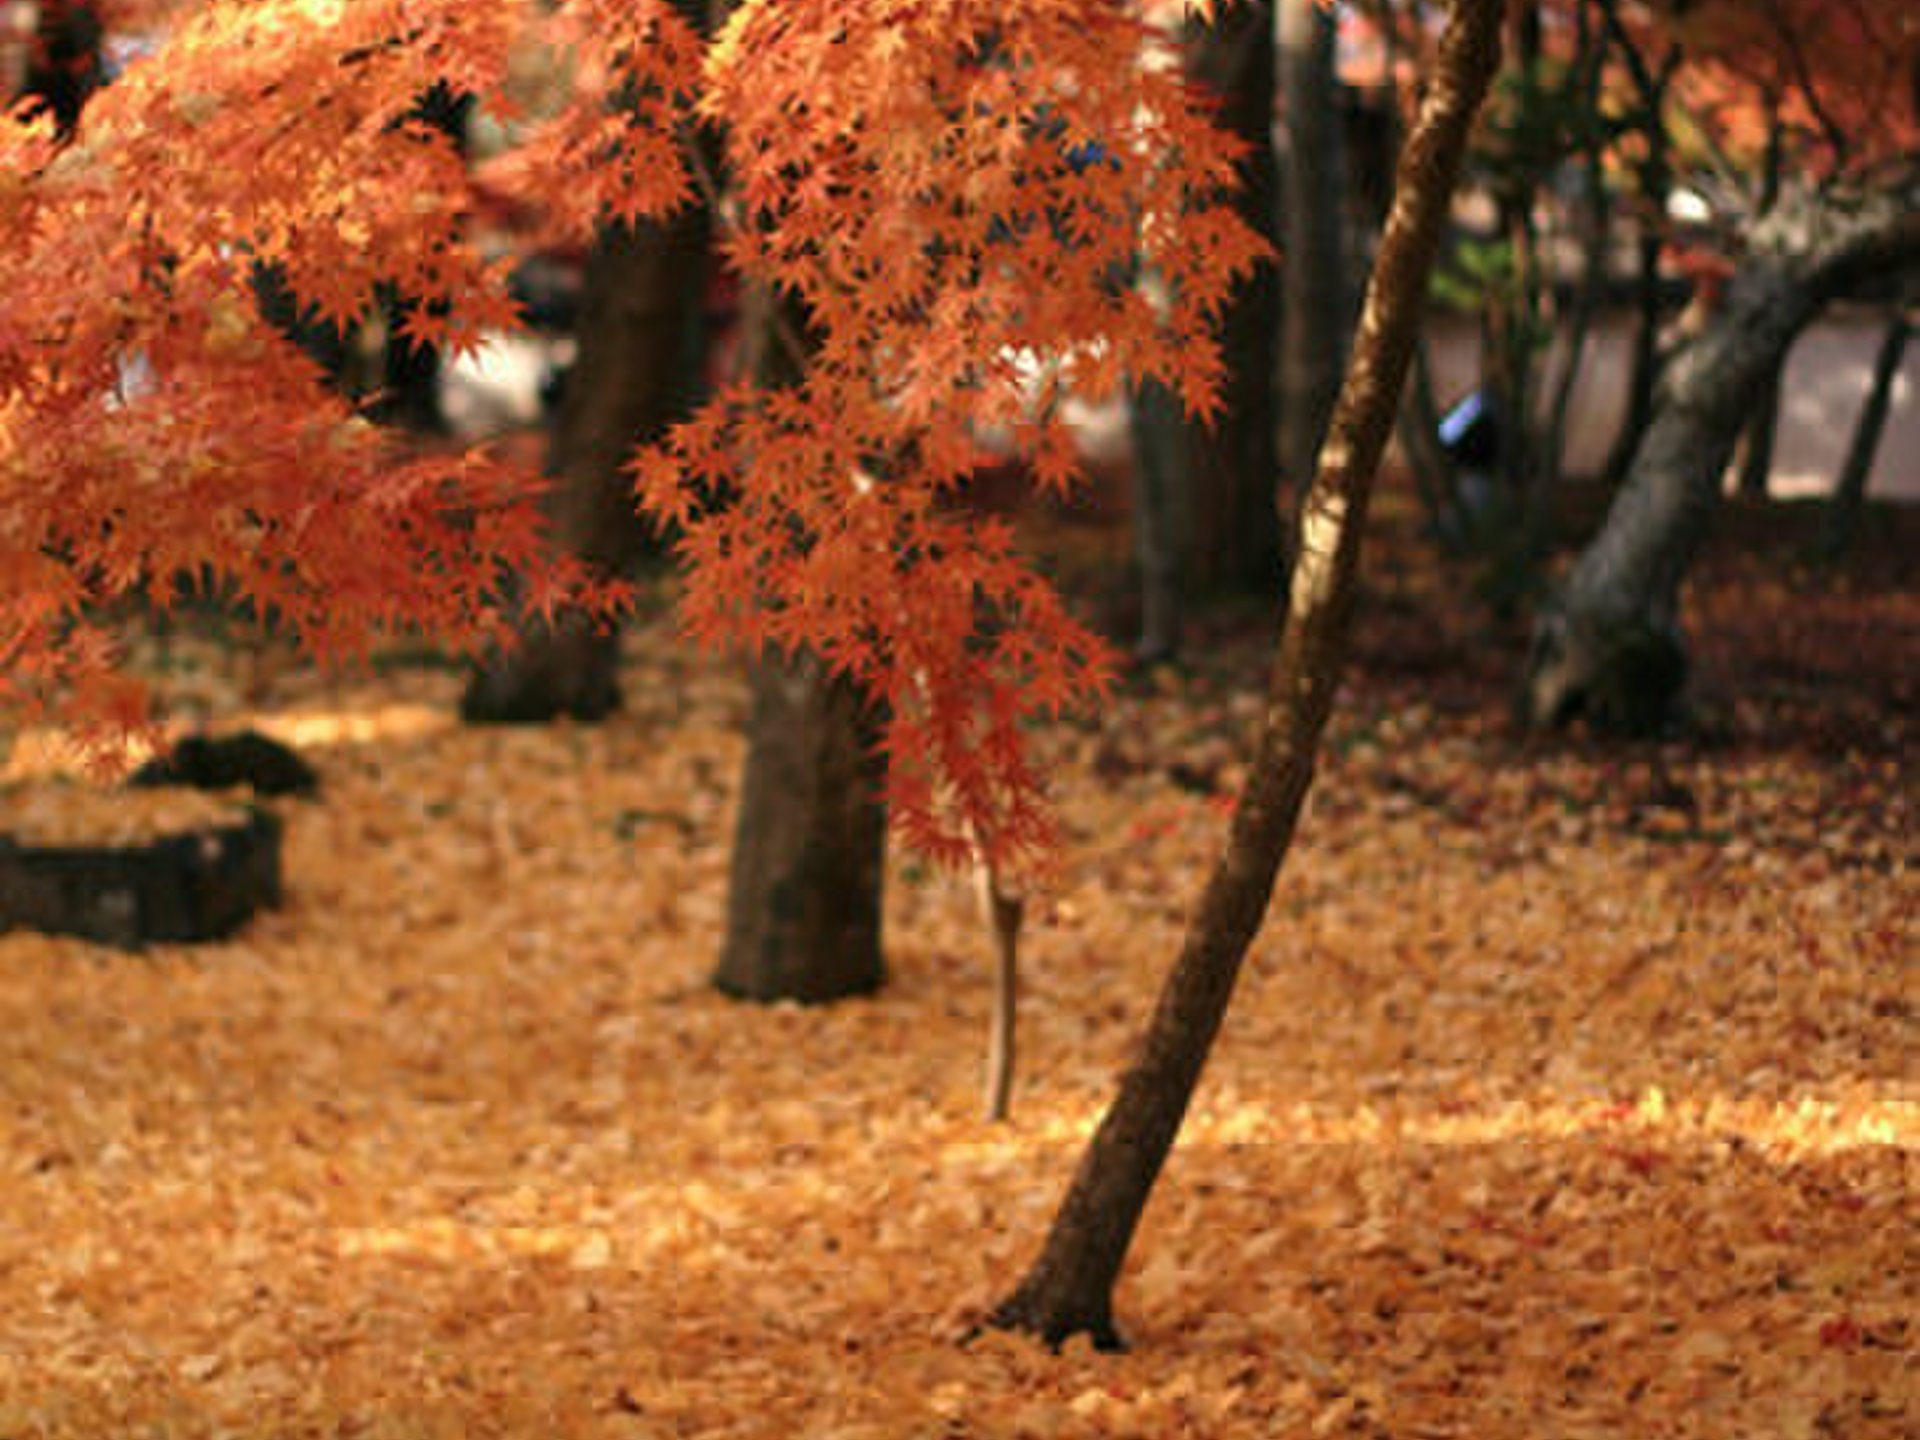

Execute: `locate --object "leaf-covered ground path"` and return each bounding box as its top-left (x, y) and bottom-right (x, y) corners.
top-left (1, 489), bottom-right (1911, 1438)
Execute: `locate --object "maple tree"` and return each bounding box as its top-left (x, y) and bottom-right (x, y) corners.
top-left (989, 0), bottom-right (1504, 1348)
top-left (2, 0), bottom-right (1262, 871)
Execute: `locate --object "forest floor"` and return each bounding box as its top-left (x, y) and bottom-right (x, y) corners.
top-left (0, 480), bottom-right (1912, 1439)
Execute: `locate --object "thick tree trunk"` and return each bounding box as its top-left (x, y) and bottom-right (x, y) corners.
top-left (987, 0), bottom-right (1502, 1351)
top-left (1525, 198), bottom-right (1920, 735)
top-left (1819, 309), bottom-right (1911, 563)
top-left (1276, 0), bottom-right (1347, 496)
top-left (462, 210), bottom-right (710, 722)
top-left (714, 650), bottom-right (886, 1003)
top-left (714, 257), bottom-right (889, 1002)
top-left (23, 1), bottom-right (102, 136)
top-left (1182, 2), bottom-right (1283, 599)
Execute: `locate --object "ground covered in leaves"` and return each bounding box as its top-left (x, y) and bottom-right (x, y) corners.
top-left (0, 488), bottom-right (1911, 1438)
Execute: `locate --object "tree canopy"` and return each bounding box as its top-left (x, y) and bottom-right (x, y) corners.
top-left (2, 0), bottom-right (1262, 869)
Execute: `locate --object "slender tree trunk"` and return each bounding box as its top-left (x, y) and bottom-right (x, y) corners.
top-left (1541, 165), bottom-right (1605, 493)
top-left (1276, 0), bottom-right (1347, 494)
top-left (1525, 199), bottom-right (1920, 735)
top-left (1398, 333), bottom-right (1466, 546)
top-left (1819, 309), bottom-right (1911, 563)
top-left (987, 0), bottom-right (1503, 1351)
top-left (978, 865), bottom-right (1023, 1122)
top-left (1734, 114), bottom-right (1789, 503)
top-left (462, 211), bottom-right (711, 721)
top-left (1529, 0), bottom-right (1605, 546)
top-left (1733, 364), bottom-right (1781, 500)
top-left (1595, 11), bottom-right (1676, 489)
top-left (1181, 3), bottom-right (1283, 599)
top-left (1373, 1), bottom-right (1461, 546)
top-left (1602, 215), bottom-right (1667, 488)
top-left (1128, 377), bottom-right (1191, 661)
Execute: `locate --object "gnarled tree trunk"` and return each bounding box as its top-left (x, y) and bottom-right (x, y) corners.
top-left (1524, 193), bottom-right (1920, 736)
top-left (987, 0), bottom-right (1503, 1351)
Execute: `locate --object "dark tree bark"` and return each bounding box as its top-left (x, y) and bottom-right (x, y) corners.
top-left (1397, 332), bottom-right (1467, 546)
top-left (22, 1), bottom-right (102, 137)
top-left (1733, 363), bottom-right (1781, 500)
top-left (1128, 376), bottom-right (1191, 661)
top-left (1276, 0), bottom-right (1347, 498)
top-left (1180, 1), bottom-right (1284, 600)
top-left (713, 649), bottom-right (887, 1004)
top-left (1525, 194), bottom-right (1920, 735)
top-left (712, 246), bottom-right (889, 1002)
top-left (1538, 0), bottom-right (1607, 501)
top-left (987, 0), bottom-right (1503, 1351)
top-left (462, 209), bottom-right (711, 722)
top-left (1735, 112), bottom-right (1791, 507)
top-left (1818, 308), bottom-right (1911, 563)
top-left (1595, 5), bottom-right (1679, 488)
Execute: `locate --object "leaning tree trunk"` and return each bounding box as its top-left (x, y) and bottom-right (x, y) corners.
top-left (1524, 195), bottom-right (1920, 736)
top-left (461, 208), bottom-right (711, 722)
top-left (987, 0), bottom-right (1503, 1351)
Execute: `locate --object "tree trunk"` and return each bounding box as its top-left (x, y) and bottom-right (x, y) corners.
top-left (1397, 332), bottom-right (1467, 546)
top-left (1181, 2), bottom-right (1283, 599)
top-left (714, 249), bottom-right (889, 1002)
top-left (23, 1), bottom-right (102, 136)
top-left (1525, 197), bottom-right (1920, 735)
top-left (1128, 377), bottom-right (1191, 661)
top-left (714, 649), bottom-right (887, 1003)
top-left (1601, 217), bottom-right (1668, 488)
top-left (1276, 0), bottom-right (1347, 495)
top-left (1733, 364), bottom-right (1781, 500)
top-left (1538, 0), bottom-right (1606, 499)
top-left (1818, 309), bottom-right (1911, 564)
top-left (987, 0), bottom-right (1503, 1351)
top-left (1595, 13), bottom-right (1676, 489)
top-left (462, 209), bottom-right (711, 722)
